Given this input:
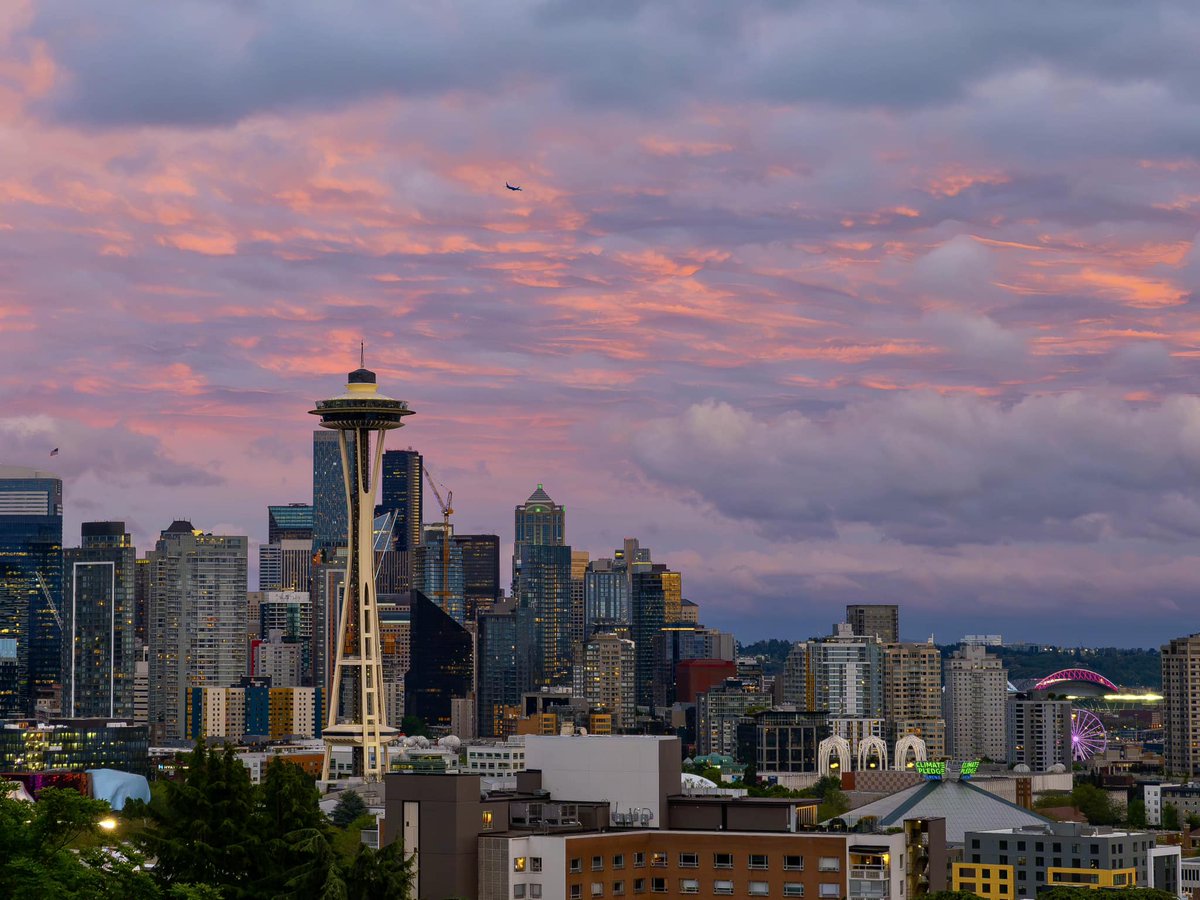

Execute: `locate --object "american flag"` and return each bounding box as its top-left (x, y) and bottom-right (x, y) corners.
top-left (49, 448), bottom-right (59, 456)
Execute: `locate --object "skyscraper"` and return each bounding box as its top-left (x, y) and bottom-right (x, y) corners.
top-left (311, 430), bottom-right (354, 562)
top-left (268, 503), bottom-right (313, 543)
top-left (517, 542), bottom-right (573, 687)
top-left (310, 361), bottom-right (413, 781)
top-left (62, 522), bottom-right (137, 719)
top-left (846, 604), bottom-right (900, 643)
top-left (405, 591), bottom-right (473, 728)
top-left (881, 640), bottom-right (945, 759)
top-left (569, 549), bottom-right (589, 645)
top-left (412, 525), bottom-right (465, 623)
top-left (0, 466), bottom-right (63, 718)
top-left (631, 568), bottom-right (673, 709)
top-left (1162, 633), bottom-right (1200, 778)
top-left (583, 558), bottom-right (630, 631)
top-left (943, 643), bottom-right (1008, 761)
top-left (778, 625), bottom-right (884, 718)
top-left (147, 521), bottom-right (248, 742)
top-left (573, 631), bottom-right (636, 731)
top-left (476, 598), bottom-right (534, 738)
top-left (454, 533), bottom-right (500, 621)
top-left (512, 484), bottom-right (565, 587)
top-left (378, 449), bottom-right (422, 554)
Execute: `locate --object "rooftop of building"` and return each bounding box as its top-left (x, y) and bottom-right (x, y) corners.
top-left (972, 822), bottom-right (1156, 839)
top-left (0, 466), bottom-right (59, 480)
top-left (833, 777), bottom-right (1052, 845)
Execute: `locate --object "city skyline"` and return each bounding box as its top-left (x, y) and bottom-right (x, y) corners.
top-left (5, 4), bottom-right (1200, 646)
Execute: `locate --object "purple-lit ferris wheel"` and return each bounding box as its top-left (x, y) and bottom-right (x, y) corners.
top-left (1070, 708), bottom-right (1108, 761)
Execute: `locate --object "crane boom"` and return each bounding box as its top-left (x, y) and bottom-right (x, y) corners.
top-left (421, 465), bottom-right (454, 614)
top-left (34, 570), bottom-right (64, 631)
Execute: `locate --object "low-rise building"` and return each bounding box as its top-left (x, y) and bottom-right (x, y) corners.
top-left (467, 741), bottom-right (527, 775)
top-left (0, 718), bottom-right (149, 776)
top-left (952, 823), bottom-right (1175, 899)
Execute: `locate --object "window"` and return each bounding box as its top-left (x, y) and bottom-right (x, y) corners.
top-left (1036, 858), bottom-right (1044, 868)
top-left (1053, 844), bottom-right (1062, 853)
top-left (1036, 843), bottom-right (1044, 852)
top-left (819, 857), bottom-right (840, 872)
top-left (571, 859), bottom-right (583, 874)
top-left (483, 810), bottom-right (494, 830)
top-left (1000, 841), bottom-right (1008, 850)
top-left (678, 852), bottom-right (698, 868)
top-left (1090, 844), bottom-right (1100, 854)
top-left (715, 853), bottom-right (734, 869)
top-left (999, 856), bottom-right (1008, 865)
top-left (650, 852), bottom-right (667, 868)
top-left (593, 857), bottom-right (604, 871)
top-left (532, 858), bottom-right (542, 873)
top-left (971, 840), bottom-right (980, 850)
top-left (1017, 842), bottom-right (1026, 851)
top-left (633, 879), bottom-right (645, 894)
top-left (785, 855), bottom-right (804, 870)
top-left (515, 887), bottom-right (526, 899)
top-left (999, 886), bottom-right (1008, 895)
top-left (634, 852), bottom-right (646, 868)
top-left (515, 858), bottom-right (527, 873)
top-left (613, 883), bottom-right (624, 897)
top-left (592, 884), bottom-right (604, 898)
top-left (614, 855), bottom-right (625, 870)
top-left (571, 888), bottom-right (581, 900)
top-left (750, 854), bottom-right (769, 870)
top-left (714, 881), bottom-right (734, 896)
top-left (679, 879), bottom-right (699, 894)
top-left (784, 885), bottom-right (805, 897)
top-left (531, 887), bottom-right (542, 900)
top-left (651, 878), bottom-right (667, 893)
top-left (959, 869), bottom-right (976, 878)
top-left (819, 885), bottom-right (841, 898)
top-left (750, 883), bottom-right (770, 896)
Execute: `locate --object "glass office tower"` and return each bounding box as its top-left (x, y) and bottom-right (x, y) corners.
top-left (404, 591), bottom-right (472, 728)
top-left (62, 521), bottom-right (137, 719)
top-left (0, 467), bottom-right (63, 718)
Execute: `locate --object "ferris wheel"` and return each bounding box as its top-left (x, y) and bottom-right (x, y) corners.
top-left (1070, 708), bottom-right (1108, 761)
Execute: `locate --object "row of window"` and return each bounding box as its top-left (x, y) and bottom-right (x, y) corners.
top-left (968, 855), bottom-right (1136, 870)
top-left (560, 880), bottom-right (839, 898)
top-left (973, 838), bottom-right (1149, 854)
top-left (561, 853), bottom-right (832, 872)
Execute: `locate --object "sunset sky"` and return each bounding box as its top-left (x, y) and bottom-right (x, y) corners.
top-left (3, 1), bottom-right (1200, 646)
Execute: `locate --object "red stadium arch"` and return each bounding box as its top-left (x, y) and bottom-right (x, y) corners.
top-left (1032, 668), bottom-right (1118, 693)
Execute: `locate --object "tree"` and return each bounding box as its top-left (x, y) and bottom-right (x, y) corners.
top-left (331, 791), bottom-right (369, 829)
top-left (343, 840), bottom-right (414, 900)
top-left (1163, 802), bottom-right (1181, 831)
top-left (399, 715), bottom-right (429, 738)
top-left (1126, 798), bottom-right (1147, 828)
top-left (1069, 783), bottom-right (1119, 826)
top-left (253, 758), bottom-right (327, 895)
top-left (136, 743), bottom-right (259, 895)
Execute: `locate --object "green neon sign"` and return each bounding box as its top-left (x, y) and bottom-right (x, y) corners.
top-left (959, 760), bottom-right (981, 778)
top-left (914, 761), bottom-right (946, 778)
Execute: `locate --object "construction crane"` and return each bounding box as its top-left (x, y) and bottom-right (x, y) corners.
top-left (421, 465), bottom-right (454, 614)
top-left (34, 570), bottom-right (63, 631)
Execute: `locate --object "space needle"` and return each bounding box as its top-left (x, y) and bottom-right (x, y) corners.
top-left (310, 350), bottom-right (414, 781)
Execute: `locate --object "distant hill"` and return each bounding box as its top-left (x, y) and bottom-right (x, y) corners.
top-left (736, 639), bottom-right (1161, 689)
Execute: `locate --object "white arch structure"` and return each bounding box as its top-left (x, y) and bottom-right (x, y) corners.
top-left (818, 736), bottom-right (852, 776)
top-left (857, 735), bottom-right (888, 771)
top-left (893, 734), bottom-right (928, 771)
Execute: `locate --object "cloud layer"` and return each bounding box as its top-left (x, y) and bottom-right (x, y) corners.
top-left (2, 1), bottom-right (1200, 644)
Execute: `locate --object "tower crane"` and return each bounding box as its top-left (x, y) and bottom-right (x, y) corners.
top-left (421, 465), bottom-right (453, 614)
top-left (35, 570), bottom-right (63, 631)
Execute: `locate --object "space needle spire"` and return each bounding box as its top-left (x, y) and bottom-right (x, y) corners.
top-left (310, 356), bottom-right (414, 781)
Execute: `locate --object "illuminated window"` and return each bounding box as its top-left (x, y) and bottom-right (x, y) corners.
top-left (650, 852), bottom-right (667, 868)
top-left (482, 810), bottom-right (494, 830)
top-left (514, 857), bottom-right (527, 873)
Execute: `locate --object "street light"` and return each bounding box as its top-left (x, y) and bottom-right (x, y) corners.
top-left (98, 817), bottom-right (117, 831)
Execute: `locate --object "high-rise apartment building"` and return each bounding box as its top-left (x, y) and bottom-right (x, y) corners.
top-left (846, 604), bottom-right (900, 643)
top-left (258, 538), bottom-right (313, 592)
top-left (62, 522), bottom-right (137, 719)
top-left (881, 640), bottom-right (946, 759)
top-left (476, 598), bottom-right (535, 738)
top-left (147, 521), bottom-right (248, 742)
top-left (454, 533), bottom-right (500, 621)
top-left (134, 557), bottom-right (150, 649)
top-left (0, 466), bottom-right (63, 718)
top-left (1162, 633), bottom-right (1200, 778)
top-left (779, 625), bottom-right (884, 718)
top-left (1006, 693), bottom-right (1072, 771)
top-left (943, 643), bottom-right (1008, 761)
top-left (512, 484), bottom-right (565, 586)
top-left (573, 630), bottom-right (636, 731)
